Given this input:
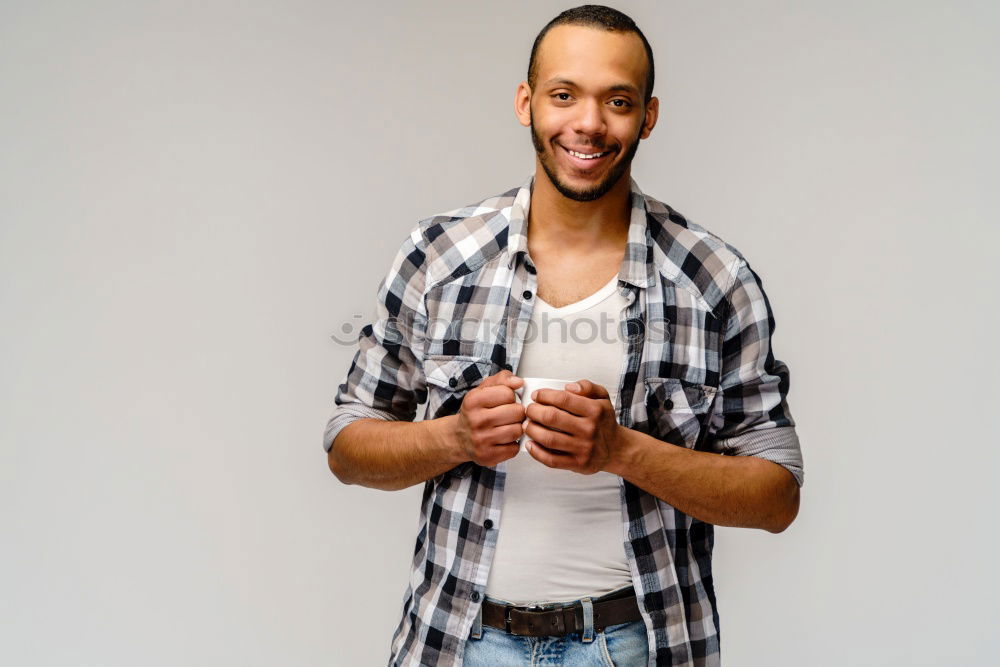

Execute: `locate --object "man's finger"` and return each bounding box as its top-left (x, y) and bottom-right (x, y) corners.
top-left (480, 423), bottom-right (526, 448)
top-left (469, 383), bottom-right (524, 409)
top-left (482, 441), bottom-right (521, 467)
top-left (476, 370), bottom-right (507, 388)
top-left (525, 438), bottom-right (574, 470)
top-left (476, 402), bottom-right (527, 428)
top-left (524, 419), bottom-right (579, 454)
top-left (564, 379), bottom-right (610, 400)
top-left (478, 370), bottom-right (523, 390)
top-left (524, 400), bottom-right (581, 433)
top-left (531, 386), bottom-right (602, 418)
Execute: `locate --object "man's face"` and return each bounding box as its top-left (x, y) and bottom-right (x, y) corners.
top-left (519, 24), bottom-right (656, 202)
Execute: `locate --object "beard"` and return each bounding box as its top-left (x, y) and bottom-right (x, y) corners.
top-left (529, 108), bottom-right (643, 202)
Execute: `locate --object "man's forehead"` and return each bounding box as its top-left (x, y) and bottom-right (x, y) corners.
top-left (534, 24), bottom-right (647, 91)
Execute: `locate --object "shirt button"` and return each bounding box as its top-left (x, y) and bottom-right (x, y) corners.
top-left (523, 290), bottom-right (533, 300)
top-left (484, 519), bottom-right (494, 529)
top-left (526, 263), bottom-right (536, 274)
top-left (448, 377), bottom-right (458, 388)
top-left (664, 398), bottom-right (674, 410)
top-left (471, 591), bottom-right (481, 602)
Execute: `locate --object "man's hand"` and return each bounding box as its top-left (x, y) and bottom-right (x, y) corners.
top-left (522, 379), bottom-right (622, 474)
top-left (453, 370), bottom-right (526, 467)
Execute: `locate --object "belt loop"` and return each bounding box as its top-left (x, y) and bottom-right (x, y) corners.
top-left (580, 597), bottom-right (595, 643)
top-left (470, 600), bottom-right (483, 640)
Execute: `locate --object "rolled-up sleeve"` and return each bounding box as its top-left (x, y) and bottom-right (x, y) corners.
top-left (709, 259), bottom-right (804, 487)
top-left (323, 226), bottom-right (429, 453)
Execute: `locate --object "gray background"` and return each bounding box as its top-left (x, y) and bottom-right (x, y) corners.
top-left (2, 0), bottom-right (997, 665)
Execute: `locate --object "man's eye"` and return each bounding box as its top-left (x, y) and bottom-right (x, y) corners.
top-left (610, 99), bottom-right (632, 108)
top-left (553, 93), bottom-right (571, 101)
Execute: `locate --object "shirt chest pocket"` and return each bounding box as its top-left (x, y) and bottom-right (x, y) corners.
top-left (643, 377), bottom-right (718, 450)
top-left (423, 354), bottom-right (497, 482)
top-left (423, 354), bottom-right (496, 421)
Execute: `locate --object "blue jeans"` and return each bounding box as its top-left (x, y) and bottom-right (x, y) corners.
top-left (463, 592), bottom-right (649, 666)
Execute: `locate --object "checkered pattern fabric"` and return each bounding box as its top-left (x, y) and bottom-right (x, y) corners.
top-left (324, 174), bottom-right (804, 666)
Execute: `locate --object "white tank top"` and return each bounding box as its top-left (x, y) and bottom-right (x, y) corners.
top-left (485, 273), bottom-right (633, 604)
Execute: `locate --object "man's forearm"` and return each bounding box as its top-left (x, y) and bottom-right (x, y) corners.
top-left (606, 426), bottom-right (799, 533)
top-left (327, 416), bottom-right (464, 491)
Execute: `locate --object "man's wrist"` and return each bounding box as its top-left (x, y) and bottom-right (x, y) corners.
top-left (425, 414), bottom-right (469, 467)
top-left (605, 424), bottom-right (643, 477)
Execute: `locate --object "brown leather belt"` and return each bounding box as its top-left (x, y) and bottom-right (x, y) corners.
top-left (480, 586), bottom-right (642, 637)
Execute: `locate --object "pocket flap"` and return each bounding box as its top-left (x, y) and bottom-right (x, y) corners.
top-left (423, 355), bottom-right (495, 391)
top-left (642, 377), bottom-right (718, 449)
top-left (643, 377), bottom-right (717, 413)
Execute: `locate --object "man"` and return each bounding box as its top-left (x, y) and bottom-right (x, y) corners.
top-left (324, 5), bottom-right (804, 666)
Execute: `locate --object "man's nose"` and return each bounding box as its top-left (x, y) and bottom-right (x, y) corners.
top-left (571, 98), bottom-right (607, 137)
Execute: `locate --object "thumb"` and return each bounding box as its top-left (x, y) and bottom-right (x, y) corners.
top-left (565, 379), bottom-right (609, 400)
top-left (480, 369), bottom-right (523, 390)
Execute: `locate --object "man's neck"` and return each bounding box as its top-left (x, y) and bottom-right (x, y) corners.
top-left (527, 165), bottom-right (633, 255)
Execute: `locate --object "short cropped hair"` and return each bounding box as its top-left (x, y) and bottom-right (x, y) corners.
top-left (527, 4), bottom-right (655, 105)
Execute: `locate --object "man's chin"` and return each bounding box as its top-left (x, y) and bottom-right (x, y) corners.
top-left (548, 167), bottom-right (623, 202)
top-left (557, 183), bottom-right (611, 202)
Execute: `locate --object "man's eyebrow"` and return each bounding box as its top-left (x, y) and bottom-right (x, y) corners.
top-left (542, 77), bottom-right (640, 96)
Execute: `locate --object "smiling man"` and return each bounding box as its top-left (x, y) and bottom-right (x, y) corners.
top-left (324, 5), bottom-right (804, 666)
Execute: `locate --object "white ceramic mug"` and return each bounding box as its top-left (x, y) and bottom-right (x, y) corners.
top-left (513, 376), bottom-right (577, 451)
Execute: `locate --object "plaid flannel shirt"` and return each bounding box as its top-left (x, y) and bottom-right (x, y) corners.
top-left (324, 173), bottom-right (804, 666)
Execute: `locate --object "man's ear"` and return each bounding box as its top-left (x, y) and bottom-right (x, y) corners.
top-left (514, 81), bottom-right (532, 128)
top-left (639, 96), bottom-right (659, 139)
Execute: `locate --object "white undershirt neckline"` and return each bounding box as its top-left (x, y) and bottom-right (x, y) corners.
top-left (534, 274), bottom-right (620, 316)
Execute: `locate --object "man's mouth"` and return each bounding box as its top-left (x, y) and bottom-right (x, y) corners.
top-left (559, 144), bottom-right (615, 170)
top-left (565, 148), bottom-right (611, 159)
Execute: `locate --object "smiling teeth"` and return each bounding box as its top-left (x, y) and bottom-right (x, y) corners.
top-left (568, 149), bottom-right (607, 159)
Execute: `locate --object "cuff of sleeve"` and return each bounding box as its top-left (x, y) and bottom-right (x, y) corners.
top-left (715, 425), bottom-right (804, 487)
top-left (323, 404), bottom-right (402, 453)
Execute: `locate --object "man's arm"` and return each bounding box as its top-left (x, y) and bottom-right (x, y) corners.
top-left (329, 373), bottom-right (526, 491)
top-left (323, 223), bottom-right (527, 491)
top-left (606, 427), bottom-right (799, 533)
top-left (523, 258), bottom-right (803, 532)
top-left (327, 416), bottom-right (463, 491)
top-left (526, 389), bottom-right (799, 533)
top-left (609, 258), bottom-right (802, 533)
top-left (323, 225), bottom-right (436, 486)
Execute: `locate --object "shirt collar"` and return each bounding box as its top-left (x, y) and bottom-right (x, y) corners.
top-left (505, 173), bottom-right (653, 289)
